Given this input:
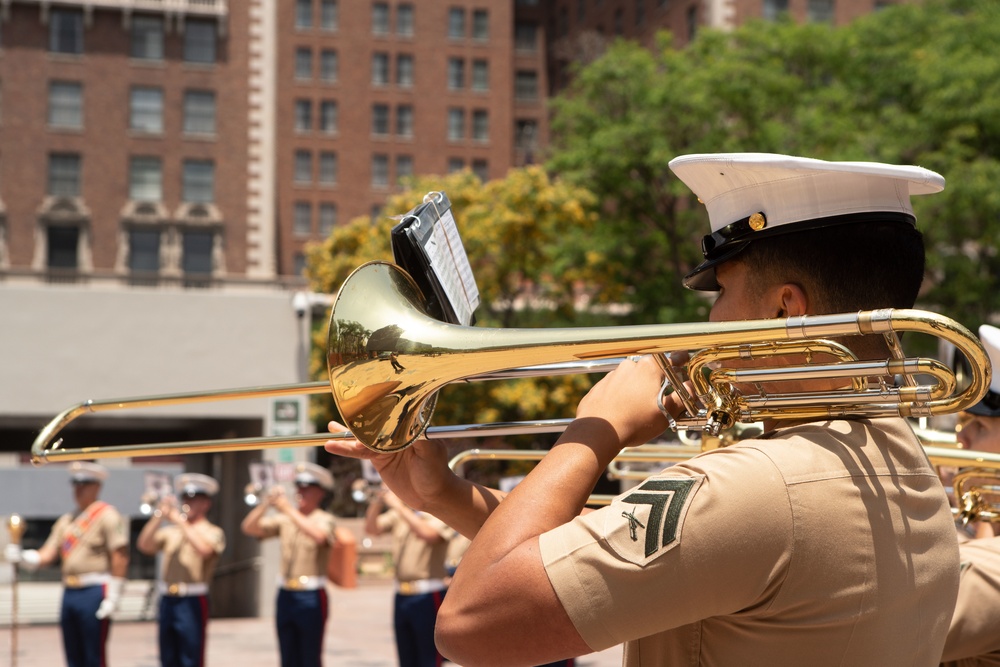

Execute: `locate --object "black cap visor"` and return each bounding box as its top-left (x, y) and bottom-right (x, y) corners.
top-left (967, 390), bottom-right (1000, 418)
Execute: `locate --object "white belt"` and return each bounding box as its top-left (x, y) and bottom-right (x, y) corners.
top-left (63, 572), bottom-right (110, 588)
top-left (396, 578), bottom-right (447, 596)
top-left (158, 582), bottom-right (209, 597)
top-left (278, 575), bottom-right (326, 591)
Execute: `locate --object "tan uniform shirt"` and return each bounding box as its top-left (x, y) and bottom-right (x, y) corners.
top-left (540, 418), bottom-right (960, 666)
top-left (153, 521), bottom-right (226, 585)
top-left (43, 501), bottom-right (129, 577)
top-left (377, 509), bottom-right (455, 582)
top-left (941, 536), bottom-right (1000, 667)
top-left (259, 510), bottom-right (336, 579)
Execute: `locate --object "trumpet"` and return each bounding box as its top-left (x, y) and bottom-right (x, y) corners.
top-left (31, 261), bottom-right (991, 463)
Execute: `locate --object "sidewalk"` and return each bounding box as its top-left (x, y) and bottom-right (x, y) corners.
top-left (6, 579), bottom-right (623, 667)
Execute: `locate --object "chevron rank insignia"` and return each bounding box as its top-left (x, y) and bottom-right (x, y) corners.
top-left (605, 474), bottom-right (703, 566)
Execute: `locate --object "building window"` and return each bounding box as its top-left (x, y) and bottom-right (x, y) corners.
top-left (48, 225), bottom-right (79, 269)
top-left (319, 203), bottom-right (337, 236)
top-left (372, 154), bottom-right (389, 187)
top-left (578, 0), bottom-right (587, 20)
top-left (319, 100), bottom-right (338, 133)
top-left (472, 109), bottom-right (489, 142)
top-left (294, 252), bottom-right (307, 276)
top-left (397, 54), bottom-right (414, 87)
top-left (182, 160), bottom-right (214, 203)
top-left (448, 8), bottom-right (465, 38)
top-left (396, 155), bottom-right (413, 183)
top-left (50, 9), bottom-right (83, 55)
top-left (182, 230), bottom-right (214, 276)
top-left (320, 50), bottom-right (338, 82)
top-left (472, 60), bottom-right (489, 91)
top-left (807, 0), bottom-right (835, 22)
top-left (447, 108), bottom-right (465, 141)
top-left (472, 159), bottom-right (489, 182)
top-left (321, 0), bottom-right (338, 30)
top-left (130, 86), bottom-right (163, 133)
top-left (515, 119), bottom-right (539, 151)
top-left (372, 2), bottom-right (390, 34)
top-left (296, 0), bottom-right (313, 29)
top-left (686, 4), bottom-right (698, 40)
top-left (131, 15), bottom-right (164, 60)
top-left (372, 104), bottom-right (390, 136)
top-left (294, 201), bottom-right (312, 236)
top-left (635, 0), bottom-right (645, 26)
top-left (130, 156), bottom-right (162, 202)
top-left (515, 23), bottom-right (537, 51)
top-left (49, 81), bottom-right (83, 129)
top-left (129, 229), bottom-right (160, 273)
top-left (448, 58), bottom-right (465, 90)
top-left (295, 150), bottom-right (313, 183)
top-left (184, 19), bottom-right (217, 63)
top-left (515, 70), bottom-right (539, 100)
top-left (48, 153), bottom-right (81, 197)
top-left (397, 4), bottom-right (414, 36)
top-left (295, 47), bottom-right (312, 79)
top-left (295, 99), bottom-right (312, 132)
top-left (319, 151), bottom-right (338, 185)
top-left (372, 53), bottom-right (390, 85)
top-left (614, 8), bottom-right (624, 35)
top-left (448, 158), bottom-right (465, 174)
top-left (762, 0), bottom-right (789, 20)
top-left (183, 90), bottom-right (216, 135)
top-left (472, 9), bottom-right (489, 40)
top-left (396, 104), bottom-right (414, 137)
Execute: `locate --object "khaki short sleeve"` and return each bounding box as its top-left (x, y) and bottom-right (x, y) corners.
top-left (256, 515), bottom-right (282, 539)
top-left (539, 446), bottom-right (793, 651)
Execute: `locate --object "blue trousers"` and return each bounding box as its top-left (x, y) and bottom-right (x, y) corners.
top-left (275, 588), bottom-right (328, 667)
top-left (159, 595), bottom-right (209, 667)
top-left (61, 585), bottom-right (110, 667)
top-left (393, 590), bottom-right (445, 667)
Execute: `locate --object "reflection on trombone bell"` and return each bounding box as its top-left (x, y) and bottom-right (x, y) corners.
top-left (29, 261), bottom-right (992, 464)
top-left (952, 469), bottom-right (1000, 526)
top-left (139, 471), bottom-right (174, 516)
top-left (243, 461), bottom-right (277, 506)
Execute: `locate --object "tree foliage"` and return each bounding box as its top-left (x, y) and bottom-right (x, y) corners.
top-left (546, 0), bottom-right (1000, 327)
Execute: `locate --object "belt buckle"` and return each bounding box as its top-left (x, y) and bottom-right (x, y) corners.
top-left (64, 575), bottom-right (80, 588)
top-left (286, 577), bottom-right (302, 590)
top-left (399, 581), bottom-right (414, 595)
top-left (168, 583), bottom-right (182, 596)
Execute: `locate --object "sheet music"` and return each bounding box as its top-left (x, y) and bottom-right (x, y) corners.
top-left (422, 208), bottom-right (480, 325)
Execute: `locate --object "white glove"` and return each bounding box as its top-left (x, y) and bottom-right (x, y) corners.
top-left (95, 577), bottom-right (125, 620)
top-left (9, 547), bottom-right (41, 572)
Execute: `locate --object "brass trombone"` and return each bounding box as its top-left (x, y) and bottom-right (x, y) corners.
top-left (31, 261), bottom-right (991, 463)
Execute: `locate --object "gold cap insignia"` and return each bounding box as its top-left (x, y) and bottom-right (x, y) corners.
top-left (749, 212), bottom-right (767, 231)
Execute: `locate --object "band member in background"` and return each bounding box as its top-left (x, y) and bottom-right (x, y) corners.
top-left (955, 325), bottom-right (1000, 457)
top-left (365, 487), bottom-right (455, 667)
top-left (137, 472), bottom-right (226, 667)
top-left (241, 461), bottom-right (338, 667)
top-left (5, 461), bottom-right (129, 667)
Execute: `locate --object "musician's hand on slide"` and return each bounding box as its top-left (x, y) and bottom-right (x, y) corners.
top-left (325, 421), bottom-right (455, 513)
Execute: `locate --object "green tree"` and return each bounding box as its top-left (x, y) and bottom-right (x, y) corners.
top-left (546, 0), bottom-right (1000, 327)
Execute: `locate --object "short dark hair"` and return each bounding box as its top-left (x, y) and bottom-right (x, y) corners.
top-left (737, 220), bottom-right (925, 313)
top-left (735, 221), bottom-right (925, 358)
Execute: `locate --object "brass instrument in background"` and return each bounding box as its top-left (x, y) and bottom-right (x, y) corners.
top-left (31, 261), bottom-right (991, 464)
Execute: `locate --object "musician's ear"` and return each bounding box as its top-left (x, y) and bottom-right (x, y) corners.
top-left (775, 283), bottom-right (808, 318)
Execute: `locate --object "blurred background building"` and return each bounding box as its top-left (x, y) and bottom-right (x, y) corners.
top-left (0, 0), bottom-right (906, 622)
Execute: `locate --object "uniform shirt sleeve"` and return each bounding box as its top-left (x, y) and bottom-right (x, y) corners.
top-left (256, 515), bottom-right (281, 539)
top-left (539, 446), bottom-right (793, 651)
top-left (423, 513), bottom-right (457, 542)
top-left (103, 506), bottom-right (130, 552)
top-left (42, 515), bottom-right (70, 556)
top-left (208, 524), bottom-right (227, 555)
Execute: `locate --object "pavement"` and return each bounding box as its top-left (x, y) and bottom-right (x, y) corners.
top-left (5, 579), bottom-right (624, 667)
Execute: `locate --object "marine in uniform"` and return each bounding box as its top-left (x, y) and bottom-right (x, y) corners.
top-left (327, 153), bottom-right (962, 666)
top-left (241, 461), bottom-right (337, 667)
top-left (365, 488), bottom-right (454, 667)
top-left (136, 472), bottom-right (226, 667)
top-left (5, 462), bottom-right (129, 667)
